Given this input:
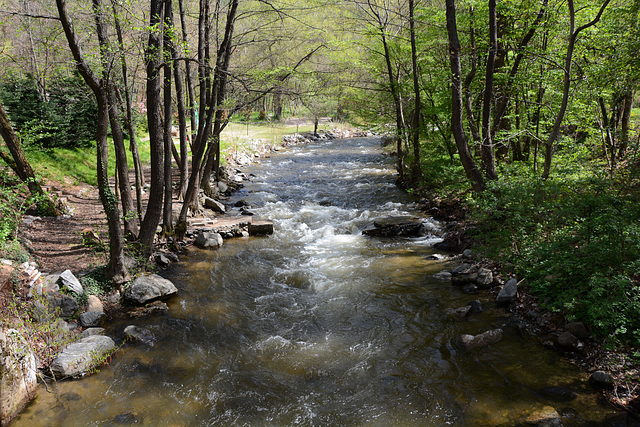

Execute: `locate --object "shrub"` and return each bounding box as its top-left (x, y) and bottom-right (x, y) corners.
top-left (0, 73), bottom-right (97, 148)
top-left (471, 171), bottom-right (640, 345)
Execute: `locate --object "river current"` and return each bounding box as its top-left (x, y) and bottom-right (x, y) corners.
top-left (14, 137), bottom-right (616, 425)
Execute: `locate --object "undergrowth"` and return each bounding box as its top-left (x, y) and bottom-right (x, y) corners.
top-left (469, 162), bottom-right (640, 346)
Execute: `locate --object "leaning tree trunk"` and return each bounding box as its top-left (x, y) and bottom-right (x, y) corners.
top-left (112, 0), bottom-right (145, 219)
top-left (0, 101), bottom-right (58, 216)
top-left (445, 0), bottom-right (485, 192)
top-left (56, 0), bottom-right (127, 283)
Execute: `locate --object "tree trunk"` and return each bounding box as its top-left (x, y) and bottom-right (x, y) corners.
top-left (542, 0), bottom-right (611, 179)
top-left (111, 0), bottom-right (145, 220)
top-left (93, 0), bottom-right (137, 239)
top-left (445, 0), bottom-right (484, 192)
top-left (480, 0), bottom-right (498, 180)
top-left (162, 0), bottom-right (175, 237)
top-left (56, 0), bottom-right (127, 283)
top-left (0, 101), bottom-right (58, 216)
top-left (408, 0), bottom-right (421, 182)
top-left (138, 0), bottom-right (165, 258)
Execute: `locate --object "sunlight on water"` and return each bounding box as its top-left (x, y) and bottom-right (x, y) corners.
top-left (12, 137), bottom-right (617, 426)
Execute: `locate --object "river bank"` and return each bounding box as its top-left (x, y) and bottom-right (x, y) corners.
top-left (0, 132), bottom-right (636, 426)
top-left (418, 190), bottom-right (640, 421)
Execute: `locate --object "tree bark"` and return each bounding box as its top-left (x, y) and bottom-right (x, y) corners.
top-left (137, 0), bottom-right (165, 257)
top-left (0, 100), bottom-right (58, 216)
top-left (111, 0), bottom-right (145, 220)
top-left (445, 0), bottom-right (484, 192)
top-left (480, 0), bottom-right (498, 180)
top-left (93, 2), bottom-right (138, 240)
top-left (542, 0), bottom-right (611, 179)
top-left (408, 0), bottom-right (422, 181)
top-left (56, 0), bottom-right (127, 283)
top-left (162, 0), bottom-right (175, 237)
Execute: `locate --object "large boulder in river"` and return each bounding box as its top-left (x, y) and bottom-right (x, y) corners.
top-left (362, 216), bottom-right (424, 237)
top-left (1, 329), bottom-right (38, 426)
top-left (124, 274), bottom-right (178, 305)
top-left (50, 335), bottom-right (115, 378)
top-left (195, 231), bottom-right (224, 249)
top-left (203, 197), bottom-right (226, 214)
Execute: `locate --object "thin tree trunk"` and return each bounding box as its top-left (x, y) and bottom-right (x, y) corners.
top-left (409, 0), bottom-right (421, 181)
top-left (542, 0), bottom-right (611, 179)
top-left (162, 0), bottom-right (175, 237)
top-left (138, 0), bottom-right (165, 257)
top-left (445, 0), bottom-right (484, 192)
top-left (56, 0), bottom-right (127, 283)
top-left (94, 0), bottom-right (137, 239)
top-left (480, 0), bottom-right (498, 180)
top-left (178, 0), bottom-right (197, 146)
top-left (111, 0), bottom-right (145, 220)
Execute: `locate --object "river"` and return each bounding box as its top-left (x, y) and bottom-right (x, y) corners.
top-left (14, 137), bottom-right (616, 425)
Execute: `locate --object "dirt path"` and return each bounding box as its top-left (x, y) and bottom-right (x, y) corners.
top-left (19, 184), bottom-right (108, 274)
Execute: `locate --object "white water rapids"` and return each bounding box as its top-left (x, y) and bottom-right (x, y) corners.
top-left (13, 137), bottom-right (616, 426)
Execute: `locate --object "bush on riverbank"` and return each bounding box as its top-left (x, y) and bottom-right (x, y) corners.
top-left (416, 143), bottom-right (640, 346)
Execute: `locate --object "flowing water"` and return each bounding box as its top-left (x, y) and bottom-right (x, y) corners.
top-left (15, 137), bottom-right (617, 426)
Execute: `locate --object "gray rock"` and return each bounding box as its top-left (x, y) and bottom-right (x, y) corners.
top-left (80, 311), bottom-right (105, 328)
top-left (86, 295), bottom-right (103, 313)
top-left (446, 306), bottom-right (471, 319)
top-left (248, 220), bottom-right (274, 236)
top-left (123, 274), bottom-right (178, 305)
top-left (155, 253), bottom-right (171, 267)
top-left (58, 269), bottom-right (83, 295)
top-left (459, 329), bottom-right (503, 350)
top-left (462, 249), bottom-right (473, 258)
top-left (449, 263), bottom-right (472, 275)
top-left (362, 216), bottom-right (424, 237)
top-left (203, 197), bottom-right (226, 213)
top-left (124, 325), bottom-right (156, 347)
top-left (589, 370), bottom-right (614, 389)
top-left (195, 231), bottom-right (224, 249)
top-left (565, 322), bottom-right (589, 339)
top-left (476, 268), bottom-right (493, 288)
top-left (496, 278), bottom-right (518, 304)
top-left (49, 293), bottom-right (79, 319)
top-left (80, 328), bottom-right (105, 338)
top-left (426, 254), bottom-right (446, 261)
top-left (0, 329), bottom-right (37, 426)
top-left (217, 181), bottom-right (229, 193)
top-left (432, 271), bottom-right (452, 281)
top-left (50, 335), bottom-right (115, 378)
top-left (557, 331), bottom-right (578, 351)
top-left (40, 273), bottom-right (61, 295)
top-left (467, 300), bottom-right (483, 314)
top-left (523, 406), bottom-right (563, 426)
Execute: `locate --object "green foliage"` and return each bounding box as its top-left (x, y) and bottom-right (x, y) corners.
top-left (6, 294), bottom-right (76, 368)
top-left (0, 171), bottom-right (27, 243)
top-left (470, 164), bottom-right (640, 345)
top-left (79, 267), bottom-right (112, 298)
top-left (0, 73), bottom-right (97, 148)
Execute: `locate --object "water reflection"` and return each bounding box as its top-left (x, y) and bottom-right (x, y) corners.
top-left (14, 137), bottom-right (615, 426)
